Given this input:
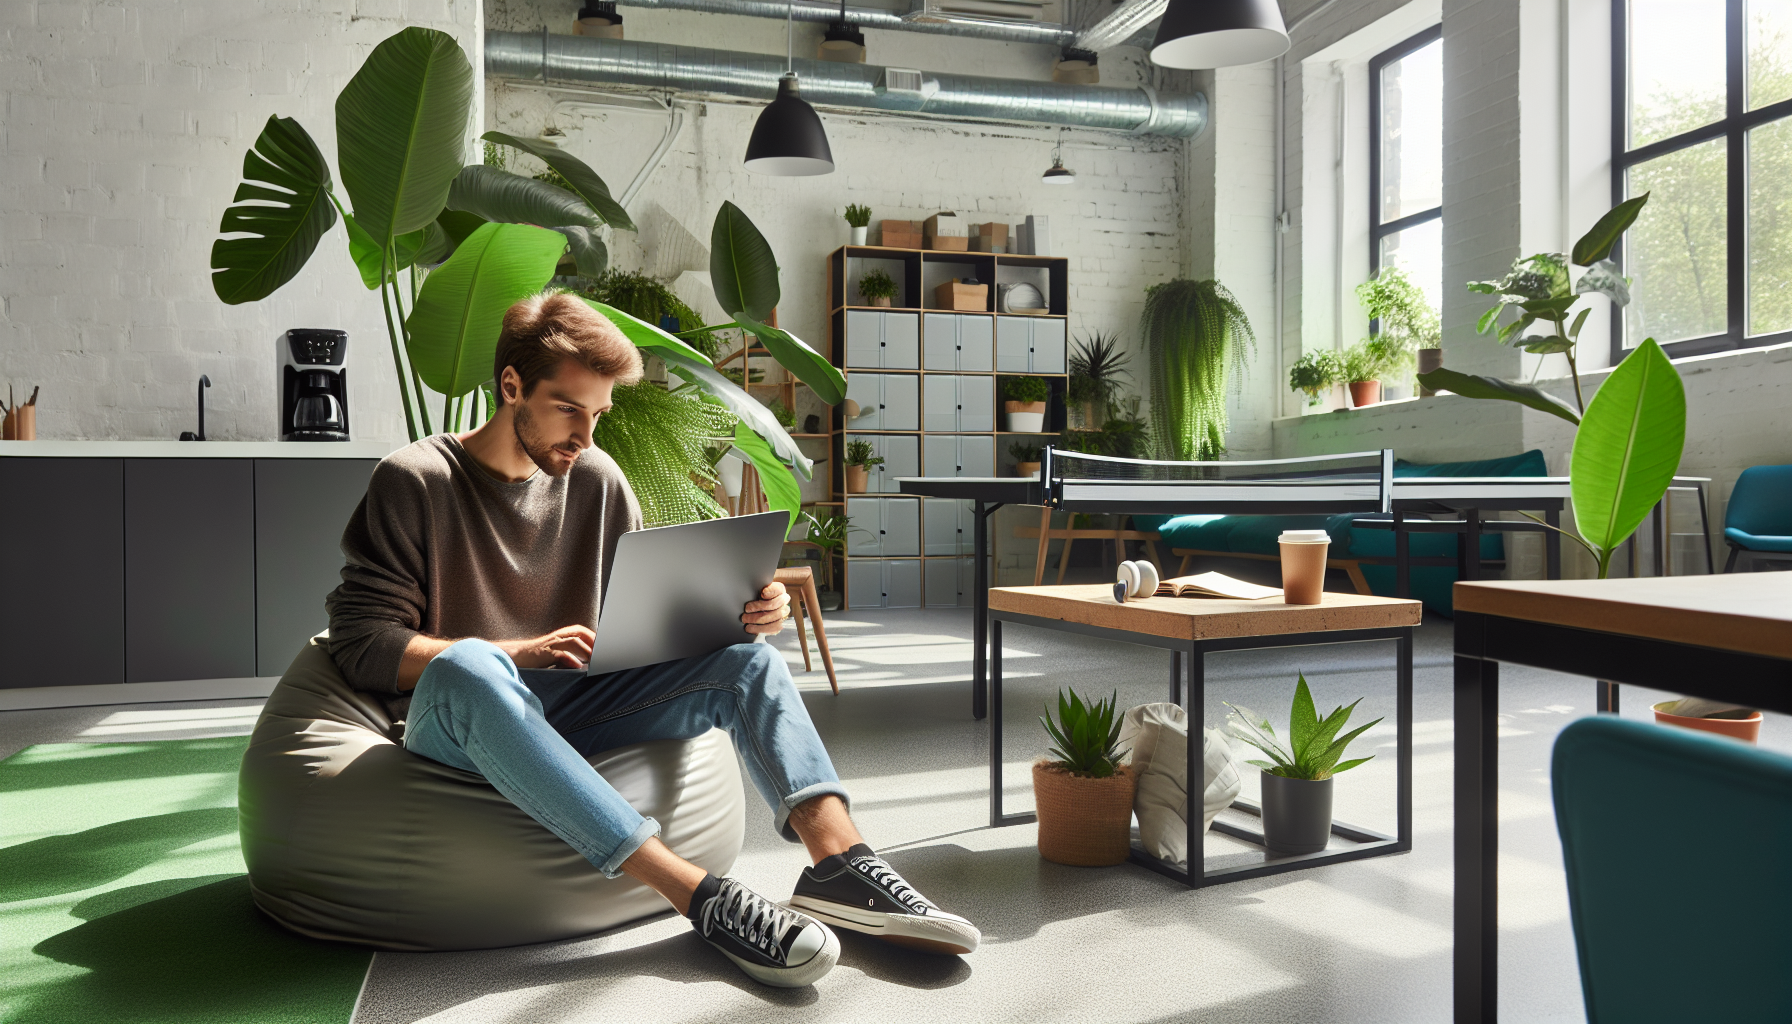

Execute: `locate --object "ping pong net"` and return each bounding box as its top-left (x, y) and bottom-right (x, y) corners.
top-left (1040, 448), bottom-right (1394, 516)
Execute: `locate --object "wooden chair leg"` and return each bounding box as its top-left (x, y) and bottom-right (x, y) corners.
top-left (1033, 506), bottom-right (1052, 586)
top-left (1178, 553), bottom-right (1193, 575)
top-left (1342, 561), bottom-right (1372, 595)
top-left (1056, 536), bottom-right (1075, 584)
top-left (1113, 533), bottom-right (1126, 568)
top-left (801, 576), bottom-right (839, 694)
top-left (1144, 537), bottom-right (1165, 576)
top-left (792, 591), bottom-right (812, 672)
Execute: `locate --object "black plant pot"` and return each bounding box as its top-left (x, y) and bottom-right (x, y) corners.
top-left (1259, 771), bottom-right (1333, 854)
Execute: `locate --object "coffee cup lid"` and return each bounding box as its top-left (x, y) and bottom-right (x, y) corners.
top-left (1280, 530), bottom-right (1330, 543)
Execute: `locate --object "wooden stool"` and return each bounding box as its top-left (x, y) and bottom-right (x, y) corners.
top-left (774, 565), bottom-right (839, 694)
top-left (1017, 507), bottom-right (1165, 585)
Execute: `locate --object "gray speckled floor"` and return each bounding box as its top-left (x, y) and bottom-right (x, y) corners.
top-left (7, 608), bottom-right (1788, 1023)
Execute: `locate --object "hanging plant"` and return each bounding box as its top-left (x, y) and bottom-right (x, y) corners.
top-left (1139, 279), bottom-right (1256, 460)
top-left (591, 381), bottom-right (734, 528)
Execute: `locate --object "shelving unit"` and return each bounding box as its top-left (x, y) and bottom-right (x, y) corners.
top-left (825, 244), bottom-right (1071, 610)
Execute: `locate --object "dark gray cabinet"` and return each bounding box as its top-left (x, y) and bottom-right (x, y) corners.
top-left (254, 459), bottom-right (376, 676)
top-left (125, 459), bottom-right (257, 683)
top-left (0, 459), bottom-right (125, 688)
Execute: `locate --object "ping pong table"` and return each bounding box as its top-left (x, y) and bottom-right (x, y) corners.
top-left (896, 448), bottom-right (1570, 719)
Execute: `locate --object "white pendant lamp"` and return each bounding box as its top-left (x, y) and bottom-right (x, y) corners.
top-left (1149, 0), bottom-right (1291, 70)
top-left (744, 1), bottom-right (836, 176)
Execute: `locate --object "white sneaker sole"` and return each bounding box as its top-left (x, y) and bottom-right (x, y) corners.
top-left (788, 895), bottom-right (981, 955)
top-left (715, 924), bottom-right (840, 988)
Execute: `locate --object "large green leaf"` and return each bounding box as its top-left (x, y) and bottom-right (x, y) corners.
top-left (731, 422), bottom-right (803, 531)
top-left (733, 314), bottom-right (848, 406)
top-left (481, 130), bottom-right (636, 231)
top-left (343, 211), bottom-right (425, 290)
top-left (446, 165), bottom-right (600, 230)
top-left (336, 27), bottom-right (473, 248)
top-left (1571, 193), bottom-right (1650, 266)
top-left (1570, 337), bottom-right (1686, 559)
top-left (551, 225), bottom-right (608, 278)
top-left (210, 115), bottom-right (337, 304)
top-left (710, 201), bottom-right (781, 323)
top-left (582, 299), bottom-right (813, 480)
top-left (405, 222), bottom-right (567, 398)
top-left (1415, 367), bottom-right (1581, 425)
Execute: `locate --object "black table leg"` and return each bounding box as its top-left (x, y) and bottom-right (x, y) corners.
top-left (973, 499), bottom-right (989, 720)
top-left (1454, 652), bottom-right (1499, 1023)
top-left (1544, 509), bottom-right (1562, 581)
top-left (1596, 680), bottom-right (1620, 713)
top-left (1395, 515), bottom-right (1411, 599)
top-left (1169, 649), bottom-right (1182, 706)
top-left (1652, 499), bottom-right (1668, 577)
top-left (1397, 630), bottom-right (1413, 850)
top-left (987, 616), bottom-right (1035, 828)
top-left (1184, 642), bottom-right (1201, 884)
top-left (1461, 508), bottom-right (1483, 582)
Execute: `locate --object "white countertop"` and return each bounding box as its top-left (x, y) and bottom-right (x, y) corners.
top-left (0, 440), bottom-right (399, 459)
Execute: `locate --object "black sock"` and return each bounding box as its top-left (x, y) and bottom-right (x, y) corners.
top-left (686, 873), bottom-right (722, 922)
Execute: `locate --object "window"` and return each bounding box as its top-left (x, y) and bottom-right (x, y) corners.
top-left (1613, 0), bottom-right (1792, 359)
top-left (1370, 26), bottom-right (1444, 314)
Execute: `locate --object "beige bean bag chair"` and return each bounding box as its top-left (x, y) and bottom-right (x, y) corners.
top-left (1119, 702), bottom-right (1243, 869)
top-left (238, 638), bottom-right (745, 951)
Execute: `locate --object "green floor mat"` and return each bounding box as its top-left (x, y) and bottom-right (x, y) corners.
top-left (0, 737), bottom-right (371, 1024)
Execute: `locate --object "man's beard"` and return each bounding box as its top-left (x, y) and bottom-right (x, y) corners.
top-left (513, 402), bottom-right (582, 477)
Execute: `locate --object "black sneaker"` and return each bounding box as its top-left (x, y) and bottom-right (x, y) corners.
top-left (789, 844), bottom-right (981, 955)
top-left (691, 875), bottom-right (839, 988)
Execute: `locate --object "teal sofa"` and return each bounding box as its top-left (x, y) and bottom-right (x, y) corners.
top-left (1132, 450), bottom-right (1549, 616)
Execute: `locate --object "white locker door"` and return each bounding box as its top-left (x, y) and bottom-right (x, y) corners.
top-left (956, 501), bottom-right (978, 555)
top-left (845, 497), bottom-right (882, 556)
top-left (960, 434), bottom-right (996, 477)
top-left (922, 434), bottom-right (955, 478)
top-left (1031, 318), bottom-right (1067, 373)
top-left (881, 498), bottom-right (921, 557)
top-left (884, 559), bottom-right (923, 608)
top-left (923, 498), bottom-right (960, 557)
top-left (958, 315), bottom-right (994, 372)
top-left (922, 314), bottom-right (958, 371)
top-left (847, 559), bottom-right (882, 609)
top-left (995, 316), bottom-right (1031, 371)
top-left (923, 558), bottom-right (958, 607)
top-left (844, 374), bottom-right (882, 430)
top-left (882, 312), bottom-right (920, 368)
top-left (881, 374), bottom-right (919, 431)
top-left (922, 374), bottom-right (959, 433)
top-left (959, 374), bottom-right (995, 432)
top-left (876, 435), bottom-right (919, 487)
top-left (957, 556), bottom-right (978, 606)
top-left (844, 311), bottom-right (882, 368)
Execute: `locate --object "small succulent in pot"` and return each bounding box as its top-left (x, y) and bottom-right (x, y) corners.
top-left (1033, 689), bottom-right (1136, 866)
top-left (1225, 674), bottom-right (1381, 854)
top-left (858, 268), bottom-right (898, 307)
top-left (1008, 440), bottom-right (1043, 477)
top-left (843, 438), bottom-right (884, 494)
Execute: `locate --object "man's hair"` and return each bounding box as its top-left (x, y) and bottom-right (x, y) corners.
top-left (495, 293), bottom-right (643, 401)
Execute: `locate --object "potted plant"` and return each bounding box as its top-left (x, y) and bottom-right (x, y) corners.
top-left (1355, 265), bottom-right (1438, 397)
top-left (1066, 330), bottom-right (1130, 430)
top-left (794, 509), bottom-right (857, 611)
top-left (844, 203), bottom-right (871, 245)
top-left (1009, 441), bottom-right (1043, 478)
top-left (1002, 375), bottom-right (1050, 432)
top-left (1287, 350), bottom-right (1342, 407)
top-left (843, 438), bottom-right (883, 494)
top-left (1140, 280), bottom-right (1256, 459)
top-left (858, 268), bottom-right (898, 308)
top-left (1341, 342), bottom-right (1389, 408)
top-left (1034, 689), bottom-right (1135, 867)
top-left (1225, 674), bottom-right (1381, 855)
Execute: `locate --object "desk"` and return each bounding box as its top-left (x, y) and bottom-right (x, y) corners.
top-left (1451, 574), bottom-right (1792, 1023)
top-left (988, 584), bottom-right (1422, 885)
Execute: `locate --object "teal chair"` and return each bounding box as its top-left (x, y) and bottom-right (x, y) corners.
top-left (1552, 717), bottom-right (1792, 1022)
top-left (1723, 464), bottom-right (1792, 572)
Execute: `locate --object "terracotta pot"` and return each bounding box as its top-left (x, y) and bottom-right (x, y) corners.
top-left (1652, 701), bottom-right (1763, 743)
top-left (1348, 380), bottom-right (1382, 408)
top-left (1032, 761), bottom-right (1136, 867)
top-left (1005, 400), bottom-right (1047, 434)
top-left (844, 464), bottom-right (869, 493)
top-left (1004, 400), bottom-right (1048, 415)
top-left (869, 296), bottom-right (892, 308)
top-left (1259, 771), bottom-right (1333, 854)
top-left (1015, 461), bottom-right (1040, 478)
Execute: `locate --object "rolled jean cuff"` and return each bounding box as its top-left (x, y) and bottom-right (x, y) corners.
top-left (774, 782), bottom-right (853, 843)
top-left (598, 816), bottom-right (662, 878)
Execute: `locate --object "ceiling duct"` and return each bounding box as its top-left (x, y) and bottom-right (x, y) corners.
top-left (486, 30), bottom-right (1208, 137)
top-left (609, 0), bottom-right (1077, 47)
top-left (1075, 0), bottom-right (1167, 51)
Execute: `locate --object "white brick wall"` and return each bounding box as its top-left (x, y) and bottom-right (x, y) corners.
top-left (0, 0), bottom-right (481, 442)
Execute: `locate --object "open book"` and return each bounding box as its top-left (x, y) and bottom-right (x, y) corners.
top-left (1155, 572), bottom-right (1283, 601)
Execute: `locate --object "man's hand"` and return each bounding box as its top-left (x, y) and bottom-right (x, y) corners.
top-left (742, 581), bottom-right (790, 636)
top-left (498, 625), bottom-right (596, 669)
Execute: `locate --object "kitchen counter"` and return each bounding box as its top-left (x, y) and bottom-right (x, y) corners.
top-left (0, 440), bottom-right (399, 459)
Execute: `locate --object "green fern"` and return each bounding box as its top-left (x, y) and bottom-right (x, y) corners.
top-left (1139, 279), bottom-right (1256, 460)
top-left (592, 382), bottom-right (735, 527)
top-left (573, 269), bottom-right (721, 361)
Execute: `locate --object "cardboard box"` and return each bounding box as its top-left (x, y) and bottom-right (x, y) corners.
top-left (968, 236), bottom-right (1006, 253)
top-left (970, 222), bottom-right (1009, 244)
top-left (878, 220), bottom-right (922, 248)
top-left (933, 280), bottom-right (988, 311)
top-left (927, 235), bottom-right (969, 251)
top-left (924, 212), bottom-right (967, 238)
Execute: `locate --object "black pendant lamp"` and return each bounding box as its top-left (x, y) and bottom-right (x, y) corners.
top-left (744, 2), bottom-right (836, 176)
top-left (1149, 0), bottom-right (1291, 70)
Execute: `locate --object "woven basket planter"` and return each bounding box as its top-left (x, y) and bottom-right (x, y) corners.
top-left (1032, 761), bottom-right (1136, 867)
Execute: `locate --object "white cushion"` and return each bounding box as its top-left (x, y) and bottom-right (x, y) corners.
top-left (1119, 702), bottom-right (1242, 867)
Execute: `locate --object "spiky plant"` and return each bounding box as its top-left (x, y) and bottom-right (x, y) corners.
top-left (1139, 279), bottom-right (1256, 460)
top-left (1040, 689), bottom-right (1128, 778)
top-left (1066, 330), bottom-right (1131, 410)
top-left (591, 382), bottom-right (735, 528)
top-left (1224, 674), bottom-right (1382, 781)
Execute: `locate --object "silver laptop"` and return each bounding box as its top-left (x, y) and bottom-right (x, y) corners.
top-left (584, 511), bottom-right (788, 676)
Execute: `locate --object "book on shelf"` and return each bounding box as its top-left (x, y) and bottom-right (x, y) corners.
top-left (1155, 572), bottom-right (1282, 601)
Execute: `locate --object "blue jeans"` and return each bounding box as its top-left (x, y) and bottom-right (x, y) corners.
top-left (403, 639), bottom-right (850, 878)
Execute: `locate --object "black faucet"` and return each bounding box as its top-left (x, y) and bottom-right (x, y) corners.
top-left (178, 375), bottom-right (212, 441)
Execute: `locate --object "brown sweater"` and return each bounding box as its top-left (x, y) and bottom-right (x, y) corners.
top-left (325, 435), bottom-right (641, 719)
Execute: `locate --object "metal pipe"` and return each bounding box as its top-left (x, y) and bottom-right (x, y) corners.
top-left (486, 30), bottom-right (1208, 137)
top-left (1076, 0), bottom-right (1166, 51)
top-left (612, 0), bottom-right (1078, 47)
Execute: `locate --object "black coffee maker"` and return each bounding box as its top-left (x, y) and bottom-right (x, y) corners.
top-left (279, 329), bottom-right (350, 441)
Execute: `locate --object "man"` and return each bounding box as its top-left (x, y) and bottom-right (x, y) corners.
top-left (326, 293), bottom-right (979, 988)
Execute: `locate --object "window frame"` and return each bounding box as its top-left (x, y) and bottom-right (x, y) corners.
top-left (1369, 24), bottom-right (1445, 280)
top-left (1611, 0), bottom-right (1792, 362)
